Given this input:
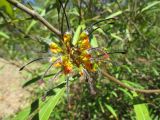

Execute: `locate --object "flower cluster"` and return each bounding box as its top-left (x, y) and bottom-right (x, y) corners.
top-left (49, 30), bottom-right (109, 77)
top-left (19, 28), bottom-right (110, 95)
top-left (50, 31), bottom-right (103, 74)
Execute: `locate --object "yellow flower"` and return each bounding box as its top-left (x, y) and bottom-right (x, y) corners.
top-left (63, 31), bottom-right (72, 43)
top-left (80, 51), bottom-right (91, 61)
top-left (49, 42), bottom-right (62, 53)
top-left (79, 50), bottom-right (96, 72)
top-left (83, 61), bottom-right (95, 72)
top-left (62, 56), bottom-right (73, 74)
top-left (49, 57), bottom-right (62, 67)
top-left (64, 63), bottom-right (73, 74)
top-left (78, 31), bottom-right (91, 50)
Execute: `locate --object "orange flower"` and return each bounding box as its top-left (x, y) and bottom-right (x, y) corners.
top-left (49, 42), bottom-right (62, 53)
top-left (62, 56), bottom-right (73, 74)
top-left (63, 32), bottom-right (72, 43)
top-left (49, 57), bottom-right (62, 67)
top-left (64, 64), bottom-right (72, 74)
top-left (54, 62), bottom-right (62, 67)
top-left (83, 61), bottom-right (95, 72)
top-left (80, 51), bottom-right (91, 61)
top-left (78, 50), bottom-right (96, 72)
top-left (78, 31), bottom-right (91, 50)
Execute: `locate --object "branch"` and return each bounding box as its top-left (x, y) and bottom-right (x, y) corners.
top-left (101, 70), bottom-right (160, 94)
top-left (7, 0), bottom-right (61, 37)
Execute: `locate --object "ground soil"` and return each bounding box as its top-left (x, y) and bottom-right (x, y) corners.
top-left (0, 58), bottom-right (30, 119)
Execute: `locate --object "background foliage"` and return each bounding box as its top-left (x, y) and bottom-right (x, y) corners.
top-left (0, 0), bottom-right (160, 119)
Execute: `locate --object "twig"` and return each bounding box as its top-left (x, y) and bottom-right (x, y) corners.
top-left (101, 70), bottom-right (160, 94)
top-left (6, 0), bottom-right (61, 37)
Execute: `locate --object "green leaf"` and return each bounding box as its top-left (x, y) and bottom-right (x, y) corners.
top-left (141, 1), bottom-right (160, 12)
top-left (23, 74), bottom-right (55, 87)
top-left (118, 88), bottom-right (133, 99)
top-left (95, 27), bottom-right (106, 36)
top-left (25, 0), bottom-right (53, 34)
top-left (134, 104), bottom-right (151, 120)
top-left (105, 104), bottom-right (117, 119)
top-left (25, 0), bottom-right (51, 34)
top-left (105, 11), bottom-right (122, 19)
top-left (0, 0), bottom-right (14, 17)
top-left (26, 10), bottom-right (46, 34)
top-left (12, 107), bottom-right (31, 120)
top-left (68, 8), bottom-right (79, 16)
top-left (111, 91), bottom-right (118, 98)
top-left (152, 67), bottom-right (159, 76)
top-left (13, 87), bottom-right (65, 120)
top-left (122, 65), bottom-right (132, 73)
top-left (39, 88), bottom-right (65, 120)
top-left (132, 91), bottom-right (138, 97)
top-left (98, 100), bottom-right (105, 113)
top-left (126, 28), bottom-right (132, 41)
top-left (13, 99), bottom-right (41, 120)
top-left (111, 33), bottom-right (123, 41)
top-left (122, 80), bottom-right (144, 89)
top-left (90, 35), bottom-right (98, 47)
top-left (0, 31), bottom-right (10, 39)
top-left (72, 24), bottom-right (85, 45)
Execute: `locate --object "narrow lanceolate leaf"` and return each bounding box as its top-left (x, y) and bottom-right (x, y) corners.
top-left (98, 100), bottom-right (105, 113)
top-left (25, 0), bottom-right (51, 34)
top-left (0, 31), bottom-right (10, 39)
top-left (26, 10), bottom-right (46, 34)
top-left (72, 24), bottom-right (85, 45)
top-left (13, 88), bottom-right (65, 120)
top-left (105, 104), bottom-right (118, 120)
top-left (39, 88), bottom-right (65, 120)
top-left (13, 107), bottom-right (31, 120)
top-left (90, 35), bottom-right (98, 47)
top-left (105, 11), bottom-right (122, 19)
top-left (134, 104), bottom-right (151, 120)
top-left (111, 33), bottom-right (123, 41)
top-left (0, 0), bottom-right (14, 17)
top-left (141, 1), bottom-right (160, 12)
top-left (118, 87), bottom-right (133, 99)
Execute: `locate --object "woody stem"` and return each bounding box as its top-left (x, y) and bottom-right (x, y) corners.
top-left (7, 0), bottom-right (61, 37)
